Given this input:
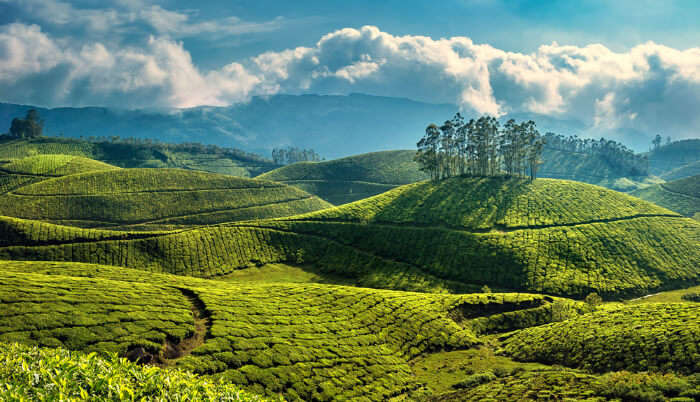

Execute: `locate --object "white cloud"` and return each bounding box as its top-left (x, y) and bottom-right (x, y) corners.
top-left (2, 23), bottom-right (700, 140)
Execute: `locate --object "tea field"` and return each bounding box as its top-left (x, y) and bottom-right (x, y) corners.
top-left (1, 176), bottom-right (699, 298)
top-left (0, 168), bottom-right (331, 229)
top-left (258, 150), bottom-right (428, 205)
top-left (632, 174), bottom-right (700, 220)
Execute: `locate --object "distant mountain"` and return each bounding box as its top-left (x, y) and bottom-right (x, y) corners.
top-left (1, 94), bottom-right (649, 159)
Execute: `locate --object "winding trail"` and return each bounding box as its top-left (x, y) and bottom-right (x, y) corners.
top-left (160, 287), bottom-right (212, 363)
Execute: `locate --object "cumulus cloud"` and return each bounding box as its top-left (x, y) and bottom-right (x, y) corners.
top-left (2, 23), bottom-right (700, 140)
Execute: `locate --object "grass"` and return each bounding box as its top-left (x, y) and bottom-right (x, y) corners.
top-left (0, 168), bottom-right (332, 228)
top-left (499, 303), bottom-right (700, 374)
top-left (628, 285), bottom-right (700, 304)
top-left (0, 136), bottom-right (277, 177)
top-left (0, 260), bottom-right (583, 400)
top-left (631, 175), bottom-right (700, 219)
top-left (0, 342), bottom-right (269, 401)
top-left (258, 150), bottom-right (428, 205)
top-left (648, 139), bottom-right (700, 177)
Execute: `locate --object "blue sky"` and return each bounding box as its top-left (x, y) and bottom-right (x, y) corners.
top-left (2, 0), bottom-right (700, 140)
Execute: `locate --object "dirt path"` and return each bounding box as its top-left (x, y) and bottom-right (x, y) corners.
top-left (159, 288), bottom-right (212, 364)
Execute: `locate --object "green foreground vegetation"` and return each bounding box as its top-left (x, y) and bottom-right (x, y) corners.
top-left (0, 342), bottom-right (269, 401)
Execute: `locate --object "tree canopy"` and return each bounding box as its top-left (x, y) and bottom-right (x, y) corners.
top-left (9, 109), bottom-right (43, 139)
top-left (415, 114), bottom-right (545, 181)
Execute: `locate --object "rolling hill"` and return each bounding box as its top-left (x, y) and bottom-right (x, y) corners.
top-left (0, 259), bottom-right (583, 400)
top-left (500, 303), bottom-right (700, 374)
top-left (0, 168), bottom-right (331, 229)
top-left (0, 154), bottom-right (119, 195)
top-left (631, 175), bottom-right (700, 220)
top-left (2, 177), bottom-right (698, 298)
top-left (258, 150), bottom-right (429, 204)
top-left (648, 139), bottom-right (700, 179)
top-left (0, 136), bottom-right (276, 177)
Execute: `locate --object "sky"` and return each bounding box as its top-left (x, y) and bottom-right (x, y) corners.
top-left (2, 0), bottom-right (700, 139)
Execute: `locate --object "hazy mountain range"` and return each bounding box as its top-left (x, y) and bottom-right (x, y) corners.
top-left (0, 93), bottom-right (653, 159)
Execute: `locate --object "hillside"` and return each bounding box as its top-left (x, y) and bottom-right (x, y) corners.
top-left (0, 259), bottom-right (583, 400)
top-left (0, 137), bottom-right (276, 177)
top-left (0, 154), bottom-right (119, 195)
top-left (258, 150), bottom-right (429, 204)
top-left (0, 168), bottom-right (331, 229)
top-left (648, 139), bottom-right (700, 178)
top-left (2, 177), bottom-right (698, 298)
top-left (631, 175), bottom-right (700, 220)
top-left (500, 303), bottom-right (700, 374)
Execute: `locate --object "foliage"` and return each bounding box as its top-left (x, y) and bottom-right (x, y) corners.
top-left (544, 132), bottom-right (648, 177)
top-left (415, 114), bottom-right (545, 180)
top-left (499, 303), bottom-right (700, 374)
top-left (258, 150), bottom-right (428, 205)
top-left (8, 110), bottom-right (43, 139)
top-left (0, 342), bottom-right (269, 401)
top-left (0, 168), bottom-right (331, 228)
top-left (435, 368), bottom-right (699, 402)
top-left (682, 293), bottom-right (700, 302)
top-left (271, 146), bottom-right (322, 165)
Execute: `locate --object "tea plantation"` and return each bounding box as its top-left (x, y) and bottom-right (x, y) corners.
top-left (1, 154), bottom-right (119, 176)
top-left (0, 342), bottom-right (269, 400)
top-left (1, 176), bottom-right (699, 298)
top-left (0, 168), bottom-right (331, 229)
top-left (0, 260), bottom-right (587, 400)
top-left (0, 136), bottom-right (277, 177)
top-left (258, 150), bottom-right (428, 205)
top-left (632, 174), bottom-right (700, 219)
top-left (500, 303), bottom-right (700, 374)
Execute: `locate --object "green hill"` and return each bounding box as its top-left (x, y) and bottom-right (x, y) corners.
top-left (648, 139), bottom-right (700, 178)
top-left (0, 136), bottom-right (276, 177)
top-left (0, 168), bottom-right (331, 229)
top-left (258, 150), bottom-right (428, 204)
top-left (0, 260), bottom-right (582, 400)
top-left (2, 177), bottom-right (698, 298)
top-left (631, 175), bottom-right (700, 220)
top-left (0, 154), bottom-right (118, 196)
top-left (500, 303), bottom-right (700, 374)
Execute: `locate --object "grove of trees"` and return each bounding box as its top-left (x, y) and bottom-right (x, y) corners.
top-left (272, 146), bottom-right (322, 165)
top-left (8, 110), bottom-right (43, 138)
top-left (544, 132), bottom-right (648, 177)
top-left (415, 114), bottom-right (545, 181)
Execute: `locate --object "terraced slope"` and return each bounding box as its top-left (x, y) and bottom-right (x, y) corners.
top-left (0, 137), bottom-right (276, 177)
top-left (2, 177), bottom-right (699, 298)
top-left (258, 150), bottom-right (428, 204)
top-left (632, 175), bottom-right (700, 219)
top-left (0, 154), bottom-right (118, 195)
top-left (500, 303), bottom-right (700, 374)
top-left (0, 168), bottom-right (331, 228)
top-left (0, 260), bottom-right (579, 400)
top-left (1, 154), bottom-right (118, 176)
